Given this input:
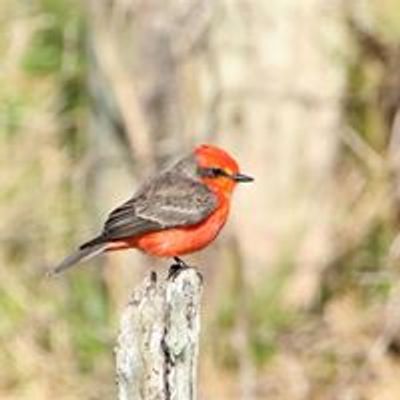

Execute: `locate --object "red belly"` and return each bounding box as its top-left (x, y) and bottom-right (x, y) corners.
top-left (106, 201), bottom-right (229, 257)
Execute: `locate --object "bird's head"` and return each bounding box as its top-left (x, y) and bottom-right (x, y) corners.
top-left (194, 144), bottom-right (253, 196)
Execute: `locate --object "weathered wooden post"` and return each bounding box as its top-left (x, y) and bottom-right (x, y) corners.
top-left (115, 267), bottom-right (203, 400)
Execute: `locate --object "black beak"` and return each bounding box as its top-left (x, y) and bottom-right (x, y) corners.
top-left (232, 173), bottom-right (254, 183)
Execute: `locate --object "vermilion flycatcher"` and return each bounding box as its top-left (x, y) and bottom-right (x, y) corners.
top-left (50, 144), bottom-right (253, 275)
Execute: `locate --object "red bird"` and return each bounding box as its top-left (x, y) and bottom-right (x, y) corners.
top-left (50, 144), bottom-right (253, 275)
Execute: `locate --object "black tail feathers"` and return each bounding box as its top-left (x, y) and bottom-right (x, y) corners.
top-left (79, 235), bottom-right (106, 250)
top-left (47, 241), bottom-right (106, 277)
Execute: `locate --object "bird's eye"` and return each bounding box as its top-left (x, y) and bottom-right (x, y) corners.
top-left (199, 167), bottom-right (227, 178)
top-left (210, 167), bottom-right (225, 177)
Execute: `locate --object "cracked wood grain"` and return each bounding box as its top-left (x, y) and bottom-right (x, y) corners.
top-left (115, 268), bottom-right (203, 400)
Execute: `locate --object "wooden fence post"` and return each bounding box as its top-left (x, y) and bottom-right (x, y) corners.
top-left (115, 267), bottom-right (203, 400)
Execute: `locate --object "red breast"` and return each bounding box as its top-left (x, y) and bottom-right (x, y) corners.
top-left (107, 193), bottom-right (229, 257)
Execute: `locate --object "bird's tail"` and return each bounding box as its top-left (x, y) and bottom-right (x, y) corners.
top-left (47, 241), bottom-right (107, 277)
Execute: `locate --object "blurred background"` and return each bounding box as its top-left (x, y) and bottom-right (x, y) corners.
top-left (2, 0), bottom-right (400, 399)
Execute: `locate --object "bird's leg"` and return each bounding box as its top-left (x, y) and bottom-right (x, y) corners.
top-left (168, 257), bottom-right (190, 279)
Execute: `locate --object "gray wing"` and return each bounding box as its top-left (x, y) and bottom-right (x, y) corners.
top-left (98, 172), bottom-right (217, 241)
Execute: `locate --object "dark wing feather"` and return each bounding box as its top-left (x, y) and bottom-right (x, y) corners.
top-left (99, 173), bottom-right (217, 241)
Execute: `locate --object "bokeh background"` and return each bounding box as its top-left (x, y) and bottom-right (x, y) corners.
top-left (2, 0), bottom-right (400, 399)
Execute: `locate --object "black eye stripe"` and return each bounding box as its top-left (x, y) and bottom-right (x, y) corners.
top-left (199, 167), bottom-right (229, 178)
top-left (211, 167), bottom-right (225, 176)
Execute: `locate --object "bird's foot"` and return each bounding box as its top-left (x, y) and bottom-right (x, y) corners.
top-left (168, 257), bottom-right (190, 279)
top-left (173, 256), bottom-right (190, 268)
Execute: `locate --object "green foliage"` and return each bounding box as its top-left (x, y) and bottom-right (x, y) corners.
top-left (214, 255), bottom-right (298, 368)
top-left (21, 0), bottom-right (87, 157)
top-left (247, 260), bottom-right (298, 366)
top-left (22, 24), bottom-right (63, 74)
top-left (22, 0), bottom-right (83, 75)
top-left (322, 219), bottom-right (395, 309)
top-left (0, 96), bottom-right (25, 138)
top-left (0, 287), bottom-right (26, 334)
top-left (0, 0), bottom-right (108, 394)
top-left (345, 57), bottom-right (387, 152)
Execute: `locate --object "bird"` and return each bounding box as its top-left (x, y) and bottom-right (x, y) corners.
top-left (49, 144), bottom-right (253, 275)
